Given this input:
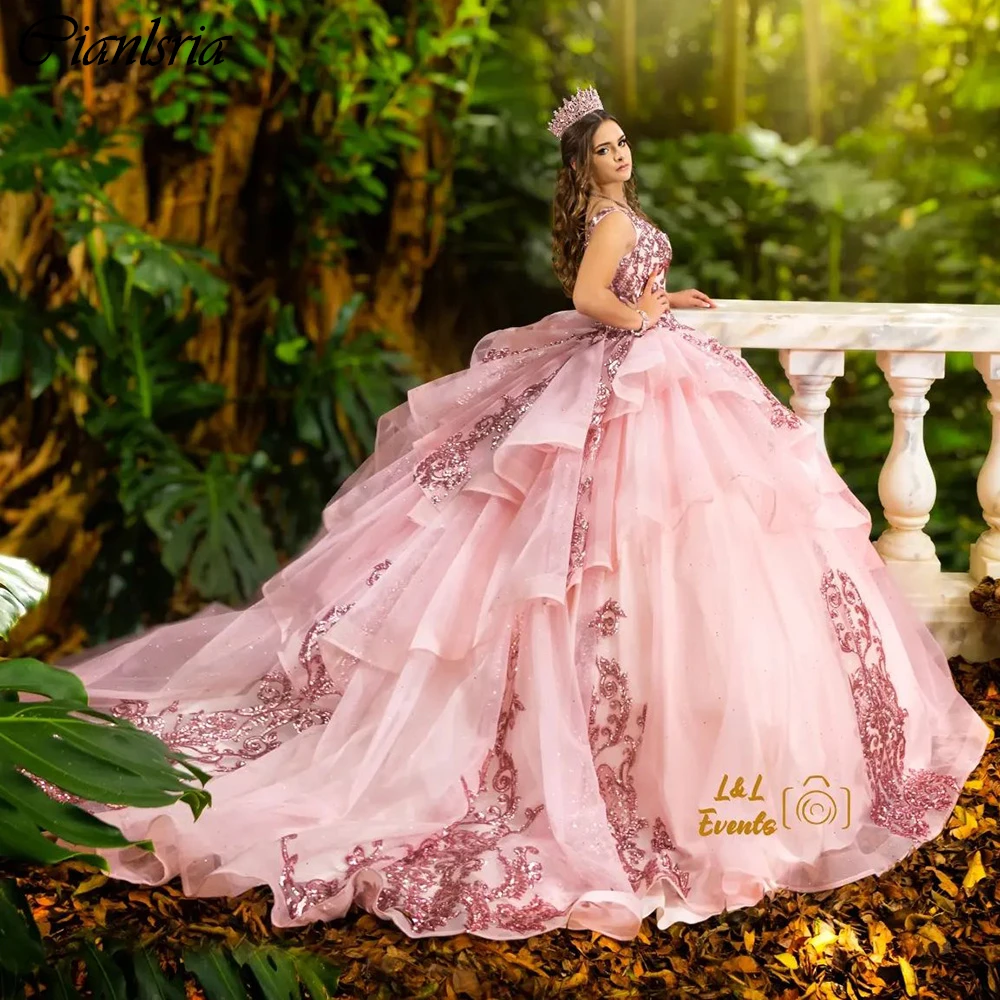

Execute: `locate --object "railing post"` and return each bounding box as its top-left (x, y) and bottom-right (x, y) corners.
top-left (874, 350), bottom-right (946, 586)
top-left (778, 349), bottom-right (845, 459)
top-left (970, 352), bottom-right (1000, 582)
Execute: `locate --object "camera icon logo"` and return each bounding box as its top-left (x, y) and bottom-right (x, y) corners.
top-left (781, 774), bottom-right (851, 829)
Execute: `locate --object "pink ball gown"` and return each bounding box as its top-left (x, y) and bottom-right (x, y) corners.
top-left (63, 201), bottom-right (990, 941)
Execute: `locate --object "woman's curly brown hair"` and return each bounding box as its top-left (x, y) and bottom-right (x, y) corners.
top-left (551, 109), bottom-right (649, 298)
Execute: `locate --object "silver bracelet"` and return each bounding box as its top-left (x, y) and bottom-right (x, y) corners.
top-left (635, 308), bottom-right (649, 335)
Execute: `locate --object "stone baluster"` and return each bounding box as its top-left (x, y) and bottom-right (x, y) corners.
top-left (970, 352), bottom-right (1000, 582)
top-left (874, 351), bottom-right (946, 585)
top-left (778, 349), bottom-right (845, 459)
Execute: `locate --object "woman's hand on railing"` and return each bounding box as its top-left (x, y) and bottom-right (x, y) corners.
top-left (668, 288), bottom-right (716, 309)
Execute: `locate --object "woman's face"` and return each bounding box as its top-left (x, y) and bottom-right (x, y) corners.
top-left (588, 120), bottom-right (632, 186)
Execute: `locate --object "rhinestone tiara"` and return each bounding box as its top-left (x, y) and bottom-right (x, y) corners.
top-left (547, 86), bottom-right (604, 139)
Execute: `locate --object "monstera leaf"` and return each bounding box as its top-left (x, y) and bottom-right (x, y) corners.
top-left (0, 554), bottom-right (49, 641)
top-left (122, 445), bottom-right (279, 604)
top-left (0, 657), bottom-right (211, 869)
top-left (0, 901), bottom-right (343, 996)
top-left (0, 553), bottom-right (211, 865)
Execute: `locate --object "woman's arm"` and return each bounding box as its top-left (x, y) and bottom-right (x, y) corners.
top-left (571, 213), bottom-right (645, 331)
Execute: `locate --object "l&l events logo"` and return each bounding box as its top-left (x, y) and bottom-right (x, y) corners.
top-left (698, 772), bottom-right (852, 836)
top-left (19, 16), bottom-right (232, 69)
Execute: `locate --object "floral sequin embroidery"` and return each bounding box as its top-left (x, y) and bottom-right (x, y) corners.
top-left (569, 477), bottom-right (593, 571)
top-left (679, 329), bottom-right (803, 431)
top-left (478, 332), bottom-right (603, 363)
top-left (296, 559), bottom-right (392, 696)
top-left (588, 204), bottom-right (801, 432)
top-left (586, 599), bottom-right (691, 897)
top-left (111, 669), bottom-right (331, 774)
top-left (279, 622), bottom-right (568, 934)
top-left (413, 372), bottom-right (558, 505)
top-left (567, 334), bottom-right (635, 581)
top-left (108, 559), bottom-right (395, 774)
top-left (819, 566), bottom-right (960, 840)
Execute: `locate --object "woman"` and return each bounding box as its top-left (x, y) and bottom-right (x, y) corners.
top-left (63, 87), bottom-right (990, 941)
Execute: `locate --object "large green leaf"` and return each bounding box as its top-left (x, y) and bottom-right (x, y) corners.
top-left (0, 795), bottom-right (108, 867)
top-left (81, 942), bottom-right (128, 1000)
top-left (43, 960), bottom-right (84, 1000)
top-left (288, 951), bottom-right (341, 1000)
top-left (232, 941), bottom-right (302, 1000)
top-left (183, 946), bottom-right (249, 1000)
top-left (0, 657), bottom-right (87, 702)
top-left (0, 698), bottom-right (211, 811)
top-left (127, 449), bottom-right (279, 604)
top-left (0, 764), bottom-right (141, 855)
top-left (0, 556), bottom-right (50, 641)
top-left (0, 657), bottom-right (211, 865)
top-left (132, 949), bottom-right (186, 1000)
top-left (0, 879), bottom-right (46, 975)
top-left (0, 969), bottom-right (26, 998)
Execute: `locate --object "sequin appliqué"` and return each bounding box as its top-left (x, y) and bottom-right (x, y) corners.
top-left (279, 622), bottom-right (568, 934)
top-left (479, 331), bottom-right (604, 363)
top-left (108, 559), bottom-right (394, 774)
top-left (413, 372), bottom-right (558, 505)
top-left (588, 203), bottom-right (802, 432)
top-left (819, 566), bottom-right (960, 840)
top-left (678, 329), bottom-right (803, 431)
top-left (566, 333), bottom-right (635, 582)
top-left (586, 599), bottom-right (692, 897)
top-left (296, 559), bottom-right (392, 694)
top-left (111, 669), bottom-right (331, 774)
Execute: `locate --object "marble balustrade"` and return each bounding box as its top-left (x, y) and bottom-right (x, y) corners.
top-left (683, 299), bottom-right (1000, 661)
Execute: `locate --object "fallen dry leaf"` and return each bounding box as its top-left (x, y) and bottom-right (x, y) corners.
top-left (962, 849), bottom-right (988, 890)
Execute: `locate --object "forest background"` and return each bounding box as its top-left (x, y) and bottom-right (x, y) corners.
top-left (0, 0), bottom-right (998, 660)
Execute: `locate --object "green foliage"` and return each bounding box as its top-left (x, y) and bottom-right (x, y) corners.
top-left (0, 87), bottom-right (229, 320)
top-left (0, 556), bottom-right (49, 641)
top-left (0, 656), bottom-right (211, 868)
top-left (260, 294), bottom-right (420, 555)
top-left (0, 559), bottom-right (214, 989)
top-left (115, 0), bottom-right (498, 249)
top-left (0, 82), bottom-right (416, 623)
top-left (0, 86), bottom-right (128, 207)
top-left (0, 254), bottom-right (278, 607)
top-left (0, 883), bottom-right (342, 997)
top-left (267, 294), bottom-right (419, 458)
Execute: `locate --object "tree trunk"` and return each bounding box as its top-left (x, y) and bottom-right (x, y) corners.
top-left (802, 0), bottom-right (824, 142)
top-left (716, 0), bottom-right (748, 132)
top-left (365, 0), bottom-right (465, 381)
top-left (620, 0), bottom-right (639, 119)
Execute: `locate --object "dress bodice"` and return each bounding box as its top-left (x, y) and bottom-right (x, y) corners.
top-left (584, 203), bottom-right (672, 306)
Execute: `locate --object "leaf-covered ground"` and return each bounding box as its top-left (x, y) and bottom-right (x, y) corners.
top-left (3, 656), bottom-right (999, 1000)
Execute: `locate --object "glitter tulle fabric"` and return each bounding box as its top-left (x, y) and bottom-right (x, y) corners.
top-left (61, 203), bottom-right (990, 940)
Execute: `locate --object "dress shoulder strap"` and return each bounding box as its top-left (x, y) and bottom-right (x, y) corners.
top-left (585, 202), bottom-right (637, 241)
